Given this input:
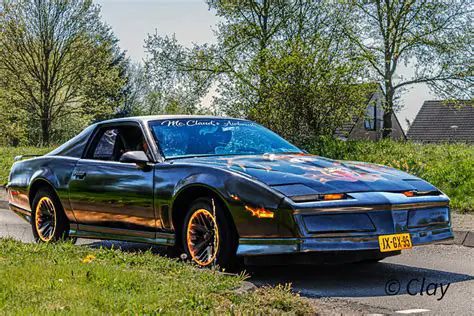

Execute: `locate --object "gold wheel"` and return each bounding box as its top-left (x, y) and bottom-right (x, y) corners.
top-left (186, 208), bottom-right (219, 266)
top-left (35, 197), bottom-right (57, 242)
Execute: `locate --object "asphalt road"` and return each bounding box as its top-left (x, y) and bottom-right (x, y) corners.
top-left (1, 208), bottom-right (473, 315)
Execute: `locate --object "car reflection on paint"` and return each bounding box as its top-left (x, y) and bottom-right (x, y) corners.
top-left (7, 116), bottom-right (453, 268)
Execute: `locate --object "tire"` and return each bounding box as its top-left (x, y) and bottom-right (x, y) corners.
top-left (182, 197), bottom-right (237, 270)
top-left (31, 187), bottom-right (71, 243)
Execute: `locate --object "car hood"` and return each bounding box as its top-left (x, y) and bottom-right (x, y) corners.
top-left (176, 154), bottom-right (438, 195)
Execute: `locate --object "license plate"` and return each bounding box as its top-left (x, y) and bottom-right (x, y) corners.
top-left (378, 233), bottom-right (412, 252)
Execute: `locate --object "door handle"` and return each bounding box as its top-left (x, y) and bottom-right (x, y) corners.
top-left (73, 171), bottom-right (87, 180)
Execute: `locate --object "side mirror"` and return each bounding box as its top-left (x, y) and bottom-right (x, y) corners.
top-left (119, 151), bottom-right (150, 169)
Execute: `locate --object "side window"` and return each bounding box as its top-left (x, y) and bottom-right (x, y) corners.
top-left (119, 125), bottom-right (148, 155)
top-left (92, 128), bottom-right (118, 160)
top-left (87, 124), bottom-right (150, 162)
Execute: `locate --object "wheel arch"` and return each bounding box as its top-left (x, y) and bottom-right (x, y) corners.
top-left (28, 178), bottom-right (59, 210)
top-left (171, 184), bottom-right (238, 248)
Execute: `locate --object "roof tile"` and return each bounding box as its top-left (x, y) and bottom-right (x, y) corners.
top-left (407, 100), bottom-right (474, 142)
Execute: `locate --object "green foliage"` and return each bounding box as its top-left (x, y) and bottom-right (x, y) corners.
top-left (119, 62), bottom-right (151, 116)
top-left (255, 39), bottom-right (374, 145)
top-left (0, 93), bottom-right (29, 146)
top-left (142, 35), bottom-right (213, 116)
top-left (144, 1), bottom-right (370, 143)
top-left (0, 238), bottom-right (314, 314)
top-left (304, 138), bottom-right (474, 213)
top-left (0, 0), bottom-right (128, 146)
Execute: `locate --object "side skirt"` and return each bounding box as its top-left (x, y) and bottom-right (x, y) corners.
top-left (69, 225), bottom-right (175, 247)
top-left (9, 203), bottom-right (176, 247)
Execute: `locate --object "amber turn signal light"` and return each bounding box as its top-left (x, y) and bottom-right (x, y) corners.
top-left (323, 193), bottom-right (346, 201)
top-left (230, 194), bottom-right (240, 201)
top-left (245, 206), bottom-right (274, 219)
top-left (403, 191), bottom-right (416, 197)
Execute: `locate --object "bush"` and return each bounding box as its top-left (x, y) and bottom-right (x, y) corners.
top-left (304, 137), bottom-right (474, 213)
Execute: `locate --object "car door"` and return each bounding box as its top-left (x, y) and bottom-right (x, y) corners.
top-left (68, 123), bottom-right (157, 238)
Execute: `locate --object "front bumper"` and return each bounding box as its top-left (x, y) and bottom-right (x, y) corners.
top-left (237, 226), bottom-right (453, 256)
top-left (237, 192), bottom-right (454, 256)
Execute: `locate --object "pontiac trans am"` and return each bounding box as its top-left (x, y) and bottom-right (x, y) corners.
top-left (6, 116), bottom-right (453, 268)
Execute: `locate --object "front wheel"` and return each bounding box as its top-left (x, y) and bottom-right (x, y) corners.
top-left (31, 188), bottom-right (70, 243)
top-left (182, 197), bottom-right (237, 269)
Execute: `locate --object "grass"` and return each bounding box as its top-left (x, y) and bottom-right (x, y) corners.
top-left (0, 238), bottom-right (313, 314)
top-left (305, 138), bottom-right (474, 213)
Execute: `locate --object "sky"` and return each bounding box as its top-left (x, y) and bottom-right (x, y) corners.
top-left (96, 0), bottom-right (436, 131)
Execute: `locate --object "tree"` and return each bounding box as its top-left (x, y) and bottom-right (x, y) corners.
top-left (0, 88), bottom-right (29, 146)
top-left (117, 62), bottom-right (149, 117)
top-left (144, 34), bottom-right (214, 115)
top-left (216, 0), bottom-right (370, 143)
top-left (259, 40), bottom-right (375, 144)
top-left (0, 9), bottom-right (28, 146)
top-left (347, 0), bottom-right (473, 138)
top-left (206, 0), bottom-right (294, 117)
top-left (144, 1), bottom-right (369, 145)
top-left (0, 0), bottom-right (127, 145)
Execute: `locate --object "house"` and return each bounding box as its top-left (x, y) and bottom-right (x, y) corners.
top-left (335, 87), bottom-right (406, 141)
top-left (407, 100), bottom-right (474, 143)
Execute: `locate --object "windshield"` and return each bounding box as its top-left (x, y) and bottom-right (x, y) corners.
top-left (149, 118), bottom-right (302, 159)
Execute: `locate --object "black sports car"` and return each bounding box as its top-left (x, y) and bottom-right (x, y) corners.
top-left (6, 116), bottom-right (453, 267)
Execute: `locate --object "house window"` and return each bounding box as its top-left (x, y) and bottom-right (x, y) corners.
top-left (375, 105), bottom-right (384, 130)
top-left (364, 105), bottom-right (376, 131)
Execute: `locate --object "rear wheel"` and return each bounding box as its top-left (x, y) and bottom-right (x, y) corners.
top-left (182, 197), bottom-right (237, 269)
top-left (31, 188), bottom-right (70, 243)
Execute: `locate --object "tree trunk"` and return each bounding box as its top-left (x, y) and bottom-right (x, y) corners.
top-left (381, 34), bottom-right (397, 141)
top-left (382, 88), bottom-right (394, 139)
top-left (41, 110), bottom-right (50, 146)
top-left (257, 2), bottom-right (269, 112)
top-left (382, 110), bottom-right (393, 139)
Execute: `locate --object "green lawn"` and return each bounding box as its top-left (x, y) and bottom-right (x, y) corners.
top-left (0, 238), bottom-right (313, 314)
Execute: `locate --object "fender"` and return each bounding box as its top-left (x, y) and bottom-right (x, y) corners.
top-left (12, 156), bottom-right (79, 221)
top-left (171, 165), bottom-right (284, 210)
top-left (169, 166), bottom-right (294, 238)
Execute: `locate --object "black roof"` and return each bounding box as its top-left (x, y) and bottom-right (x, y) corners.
top-left (407, 100), bottom-right (474, 143)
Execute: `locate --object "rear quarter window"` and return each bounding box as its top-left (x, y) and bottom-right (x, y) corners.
top-left (47, 125), bottom-right (96, 158)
